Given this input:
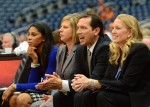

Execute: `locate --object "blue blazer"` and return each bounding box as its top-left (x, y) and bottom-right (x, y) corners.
top-left (16, 46), bottom-right (58, 92)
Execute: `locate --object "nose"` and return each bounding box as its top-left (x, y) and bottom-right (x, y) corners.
top-left (59, 27), bottom-right (62, 32)
top-left (77, 28), bottom-right (81, 35)
top-left (111, 28), bottom-right (116, 34)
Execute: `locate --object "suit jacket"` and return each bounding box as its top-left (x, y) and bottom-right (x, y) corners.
top-left (73, 35), bottom-right (110, 80)
top-left (56, 44), bottom-right (79, 91)
top-left (100, 43), bottom-right (150, 107)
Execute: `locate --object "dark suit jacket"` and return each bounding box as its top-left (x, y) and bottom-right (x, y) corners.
top-left (73, 35), bottom-right (110, 80)
top-left (100, 43), bottom-right (150, 107)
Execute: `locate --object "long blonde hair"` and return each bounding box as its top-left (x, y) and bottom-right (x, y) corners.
top-left (109, 14), bottom-right (143, 65)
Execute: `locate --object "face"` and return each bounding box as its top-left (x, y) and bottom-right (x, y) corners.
top-left (2, 35), bottom-right (13, 49)
top-left (77, 17), bottom-right (98, 48)
top-left (27, 26), bottom-right (44, 47)
top-left (112, 19), bottom-right (131, 48)
top-left (143, 38), bottom-right (150, 49)
top-left (59, 20), bottom-right (72, 43)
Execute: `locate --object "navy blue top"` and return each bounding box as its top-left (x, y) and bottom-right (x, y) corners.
top-left (16, 46), bottom-right (58, 92)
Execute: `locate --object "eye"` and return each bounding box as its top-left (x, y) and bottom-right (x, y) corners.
top-left (80, 26), bottom-right (86, 29)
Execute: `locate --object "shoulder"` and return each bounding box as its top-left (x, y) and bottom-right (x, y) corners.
top-left (96, 35), bottom-right (110, 48)
top-left (76, 44), bottom-right (86, 52)
top-left (48, 46), bottom-right (58, 57)
top-left (130, 43), bottom-right (149, 52)
top-left (128, 43), bottom-right (150, 58)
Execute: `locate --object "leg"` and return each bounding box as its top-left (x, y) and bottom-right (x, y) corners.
top-left (31, 100), bottom-right (53, 107)
top-left (9, 94), bottom-right (19, 107)
top-left (97, 90), bottom-right (131, 107)
top-left (53, 92), bottom-right (74, 107)
top-left (74, 90), bottom-right (97, 107)
top-left (16, 93), bottom-right (32, 107)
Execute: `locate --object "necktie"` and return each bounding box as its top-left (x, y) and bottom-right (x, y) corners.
top-left (115, 67), bottom-right (121, 80)
top-left (87, 49), bottom-right (91, 75)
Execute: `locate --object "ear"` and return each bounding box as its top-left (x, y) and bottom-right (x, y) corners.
top-left (94, 27), bottom-right (100, 36)
top-left (128, 29), bottom-right (133, 37)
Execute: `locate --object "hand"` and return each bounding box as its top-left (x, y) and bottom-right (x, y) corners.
top-left (2, 84), bottom-right (16, 101)
top-left (27, 47), bottom-right (38, 63)
top-left (71, 74), bottom-right (89, 92)
top-left (39, 95), bottom-right (53, 107)
top-left (36, 72), bottom-right (62, 90)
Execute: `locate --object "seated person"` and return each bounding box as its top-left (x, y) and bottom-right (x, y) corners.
top-left (2, 22), bottom-right (58, 107)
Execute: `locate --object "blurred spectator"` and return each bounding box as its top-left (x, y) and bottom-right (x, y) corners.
top-left (19, 33), bottom-right (27, 43)
top-left (0, 40), bottom-right (2, 49)
top-left (52, 29), bottom-right (65, 46)
top-left (2, 32), bottom-right (19, 51)
top-left (142, 28), bottom-right (150, 49)
top-left (143, 36), bottom-right (150, 49)
top-left (100, 6), bottom-right (114, 21)
top-left (98, 0), bottom-right (114, 21)
top-left (142, 28), bottom-right (150, 36)
top-left (85, 2), bottom-right (97, 14)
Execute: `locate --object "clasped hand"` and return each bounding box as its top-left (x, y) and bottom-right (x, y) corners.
top-left (71, 74), bottom-right (89, 92)
top-left (36, 72), bottom-right (62, 90)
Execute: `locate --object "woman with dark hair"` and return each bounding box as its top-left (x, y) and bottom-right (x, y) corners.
top-left (2, 22), bottom-right (58, 107)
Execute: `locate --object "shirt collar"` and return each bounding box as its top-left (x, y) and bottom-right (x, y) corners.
top-left (87, 40), bottom-right (98, 54)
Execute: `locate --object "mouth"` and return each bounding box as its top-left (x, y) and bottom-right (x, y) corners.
top-left (112, 35), bottom-right (118, 39)
top-left (79, 36), bottom-right (84, 40)
top-left (28, 42), bottom-right (32, 45)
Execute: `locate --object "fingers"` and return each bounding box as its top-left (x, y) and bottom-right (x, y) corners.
top-left (71, 82), bottom-right (83, 92)
top-left (74, 74), bottom-right (84, 78)
top-left (53, 72), bottom-right (60, 78)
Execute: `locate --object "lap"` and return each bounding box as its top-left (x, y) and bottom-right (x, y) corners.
top-left (53, 91), bottom-right (74, 107)
top-left (74, 90), bottom-right (97, 107)
top-left (30, 100), bottom-right (53, 107)
top-left (97, 90), bottom-right (131, 107)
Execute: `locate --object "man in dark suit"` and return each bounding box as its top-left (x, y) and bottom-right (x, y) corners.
top-left (71, 13), bottom-right (110, 107)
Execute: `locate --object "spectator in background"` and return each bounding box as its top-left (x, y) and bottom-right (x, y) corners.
top-left (52, 29), bottom-right (65, 46)
top-left (100, 6), bottom-right (114, 21)
top-left (104, 22), bottom-right (114, 40)
top-left (19, 33), bottom-right (27, 43)
top-left (2, 22), bottom-right (58, 107)
top-left (0, 40), bottom-right (2, 49)
top-left (14, 33), bottom-right (28, 56)
top-left (143, 36), bottom-right (150, 49)
top-left (2, 32), bottom-right (19, 52)
top-left (142, 28), bottom-right (150, 49)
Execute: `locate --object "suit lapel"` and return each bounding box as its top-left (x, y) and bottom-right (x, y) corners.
top-left (62, 45), bottom-right (77, 73)
top-left (91, 37), bottom-right (101, 70)
top-left (57, 46), bottom-right (66, 73)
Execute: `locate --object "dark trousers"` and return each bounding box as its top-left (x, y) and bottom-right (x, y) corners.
top-left (74, 90), bottom-right (97, 107)
top-left (53, 91), bottom-right (74, 107)
top-left (97, 90), bottom-right (131, 107)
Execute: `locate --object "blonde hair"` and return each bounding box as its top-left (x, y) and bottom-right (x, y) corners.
top-left (109, 14), bottom-right (143, 65)
top-left (61, 13), bottom-right (80, 44)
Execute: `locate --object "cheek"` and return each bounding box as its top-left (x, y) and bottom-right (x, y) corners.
top-left (33, 38), bottom-right (43, 46)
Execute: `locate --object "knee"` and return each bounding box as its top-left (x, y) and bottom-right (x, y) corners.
top-left (16, 93), bottom-right (32, 106)
top-left (97, 91), bottom-right (105, 102)
top-left (9, 95), bottom-right (18, 106)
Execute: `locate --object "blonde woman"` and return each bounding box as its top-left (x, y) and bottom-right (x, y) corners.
top-left (32, 13), bottom-right (80, 107)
